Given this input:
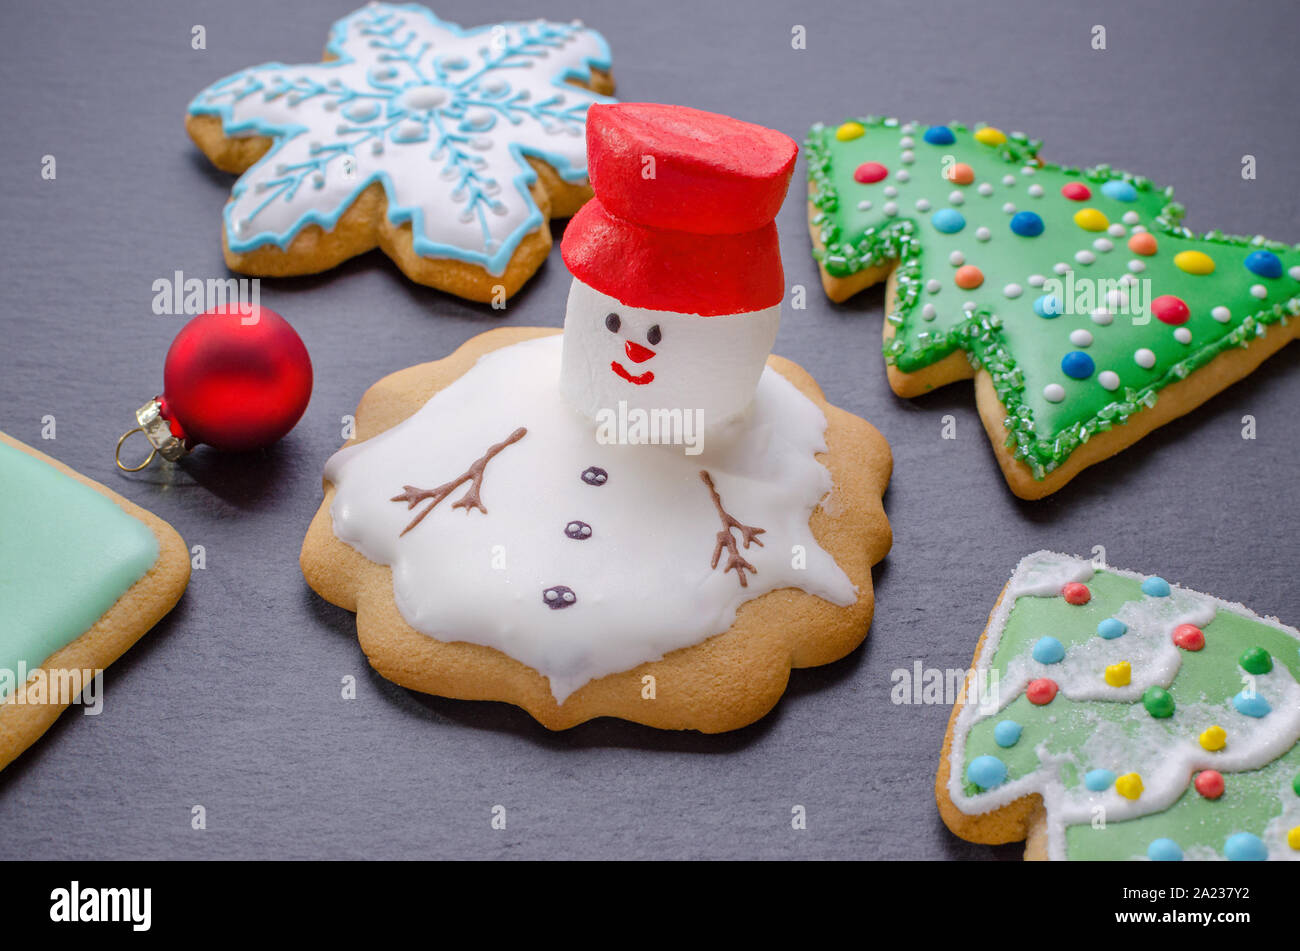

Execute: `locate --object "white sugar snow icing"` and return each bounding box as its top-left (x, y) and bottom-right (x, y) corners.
top-left (324, 335), bottom-right (856, 702)
top-left (948, 551), bottom-right (1300, 861)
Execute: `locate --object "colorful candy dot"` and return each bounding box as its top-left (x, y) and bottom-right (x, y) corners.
top-left (1084, 769), bottom-right (1116, 791)
top-left (1105, 661), bottom-right (1132, 687)
top-left (1009, 211), bottom-right (1044, 237)
top-left (1142, 686), bottom-right (1176, 719)
top-left (835, 121), bottom-right (865, 142)
top-left (924, 125), bottom-right (956, 146)
top-left (1195, 770), bottom-right (1225, 799)
top-left (1224, 833), bottom-right (1267, 861)
top-left (1172, 624), bottom-right (1205, 651)
top-left (1140, 576), bottom-right (1171, 597)
top-left (1061, 182), bottom-right (1091, 201)
top-left (967, 755), bottom-right (1007, 790)
top-left (1061, 351), bottom-right (1095, 380)
top-left (853, 161), bottom-right (888, 184)
top-left (1128, 232), bottom-right (1158, 256)
top-left (954, 264), bottom-right (983, 289)
top-left (1026, 678), bottom-right (1058, 705)
top-left (1097, 618), bottom-right (1127, 640)
top-left (1200, 725), bottom-right (1227, 752)
top-left (948, 162), bottom-right (975, 185)
top-left (1073, 208), bottom-right (1109, 232)
top-left (994, 720), bottom-right (1023, 748)
top-left (1288, 827), bottom-right (1300, 851)
top-left (1293, 773), bottom-right (1300, 796)
top-left (931, 208), bottom-right (966, 234)
top-left (1033, 294), bottom-right (1062, 318)
top-left (1232, 691), bottom-right (1271, 718)
top-left (1152, 295), bottom-right (1191, 325)
top-left (1244, 249), bottom-right (1283, 279)
top-left (1239, 647), bottom-right (1273, 675)
top-left (1101, 180), bottom-right (1138, 202)
top-left (1173, 250), bottom-right (1216, 275)
top-left (1147, 838), bottom-right (1183, 862)
top-left (1032, 637), bottom-right (1066, 664)
top-left (974, 127), bottom-right (1007, 146)
top-left (1115, 772), bottom-right (1144, 800)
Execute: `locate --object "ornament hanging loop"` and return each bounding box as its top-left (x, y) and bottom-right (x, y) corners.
top-left (115, 399), bottom-right (188, 472)
top-left (115, 428), bottom-right (157, 472)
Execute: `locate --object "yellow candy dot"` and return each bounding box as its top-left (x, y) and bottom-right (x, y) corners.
top-left (1173, 250), bottom-right (1216, 275)
top-left (836, 121), bottom-right (865, 142)
top-left (1104, 661), bottom-right (1131, 687)
top-left (975, 127), bottom-right (1007, 146)
top-left (1074, 208), bottom-right (1110, 232)
top-left (1288, 826), bottom-right (1300, 850)
top-left (1116, 773), bottom-right (1144, 800)
top-left (1200, 725), bottom-right (1227, 751)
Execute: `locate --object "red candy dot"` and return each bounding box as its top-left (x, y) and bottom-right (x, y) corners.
top-left (1152, 295), bottom-right (1191, 325)
top-left (854, 162), bottom-right (889, 184)
top-left (1061, 182), bottom-right (1091, 201)
top-left (1194, 770), bottom-right (1225, 799)
top-left (1172, 624), bottom-right (1206, 651)
top-left (1027, 678), bottom-right (1059, 705)
top-left (1062, 582), bottom-right (1091, 605)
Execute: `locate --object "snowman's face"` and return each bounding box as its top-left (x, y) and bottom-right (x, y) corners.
top-left (559, 278), bottom-right (780, 427)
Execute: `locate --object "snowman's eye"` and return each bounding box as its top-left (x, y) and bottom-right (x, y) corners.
top-left (647, 324), bottom-right (662, 346)
top-left (604, 313), bottom-right (620, 333)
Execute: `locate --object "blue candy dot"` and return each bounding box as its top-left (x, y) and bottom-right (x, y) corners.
top-left (924, 125), bottom-right (956, 146)
top-left (1032, 636), bottom-right (1066, 664)
top-left (1061, 351), bottom-right (1096, 380)
top-left (1141, 576), bottom-right (1171, 597)
top-left (1224, 832), bottom-right (1268, 861)
top-left (1010, 210), bottom-right (1045, 237)
top-left (1147, 838), bottom-right (1184, 862)
top-left (1244, 249), bottom-right (1283, 279)
top-left (1084, 769), bottom-right (1117, 792)
top-left (1232, 691), bottom-right (1272, 718)
top-left (967, 755), bottom-right (1008, 789)
top-left (1101, 180), bottom-right (1138, 202)
top-left (1033, 294), bottom-right (1062, 319)
top-left (994, 720), bottom-right (1023, 748)
top-left (931, 208), bottom-right (966, 234)
top-left (1097, 618), bottom-right (1127, 640)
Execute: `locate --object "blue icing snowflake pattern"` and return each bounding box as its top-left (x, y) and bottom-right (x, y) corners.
top-left (188, 3), bottom-right (614, 276)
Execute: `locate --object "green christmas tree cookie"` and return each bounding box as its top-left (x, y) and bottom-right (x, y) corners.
top-left (806, 118), bottom-right (1300, 498)
top-left (937, 550), bottom-right (1300, 861)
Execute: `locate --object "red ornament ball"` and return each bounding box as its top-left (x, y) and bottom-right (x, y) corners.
top-left (1061, 182), bottom-right (1091, 201)
top-left (1152, 295), bottom-right (1191, 325)
top-left (1194, 770), bottom-right (1225, 799)
top-left (160, 306), bottom-right (312, 452)
top-left (1172, 624), bottom-right (1206, 651)
top-left (1062, 582), bottom-right (1091, 605)
top-left (853, 162), bottom-right (889, 184)
top-left (1027, 678), bottom-right (1059, 705)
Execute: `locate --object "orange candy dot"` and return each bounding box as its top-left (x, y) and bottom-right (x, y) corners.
top-left (954, 264), bottom-right (984, 289)
top-left (1128, 232), bottom-right (1158, 256)
top-left (948, 162), bottom-right (975, 185)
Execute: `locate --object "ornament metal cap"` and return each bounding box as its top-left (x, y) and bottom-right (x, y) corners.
top-left (115, 399), bottom-right (187, 472)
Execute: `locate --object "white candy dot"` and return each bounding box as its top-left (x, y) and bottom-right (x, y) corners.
top-left (1021, 165), bottom-right (1036, 175)
top-left (1028, 274), bottom-right (1046, 287)
top-left (1290, 265), bottom-right (1300, 281)
top-left (1093, 238), bottom-right (1113, 252)
top-left (1107, 223), bottom-right (1126, 237)
top-left (1002, 202), bottom-right (1016, 214)
top-left (1250, 284), bottom-right (1268, 299)
top-left (922, 303), bottom-right (937, 320)
top-left (1134, 348), bottom-right (1156, 369)
top-left (1028, 184), bottom-right (1044, 197)
top-left (1075, 250), bottom-right (1096, 265)
top-left (900, 136), bottom-right (915, 148)
top-left (1043, 383), bottom-right (1066, 403)
top-left (949, 250), bottom-right (965, 266)
top-left (1122, 211), bottom-right (1140, 225)
top-left (949, 190), bottom-right (965, 205)
top-left (1174, 327), bottom-right (1192, 344)
top-left (978, 182), bottom-right (994, 196)
top-left (857, 199), bottom-right (872, 211)
top-left (1106, 289), bottom-right (1128, 309)
top-left (884, 201), bottom-right (898, 216)
top-left (915, 198), bottom-right (931, 211)
top-left (1211, 305), bottom-right (1231, 323)
top-left (926, 279), bottom-right (942, 294)
top-left (896, 170), bottom-right (911, 182)
top-left (1091, 308), bottom-right (1114, 326)
top-left (1099, 370), bottom-right (1120, 391)
top-left (1130, 224), bottom-right (1146, 234)
top-left (963, 300), bottom-right (977, 312)
top-left (1054, 262), bottom-right (1070, 275)
top-left (884, 185), bottom-right (899, 198)
top-left (1128, 260), bottom-right (1146, 273)
top-left (976, 226), bottom-right (991, 242)
top-left (1002, 174), bottom-right (1016, 186)
top-left (1119, 273), bottom-right (1138, 287)
top-left (1004, 283), bottom-right (1023, 299)
top-left (901, 150), bottom-right (916, 164)
top-left (1070, 329), bottom-right (1093, 347)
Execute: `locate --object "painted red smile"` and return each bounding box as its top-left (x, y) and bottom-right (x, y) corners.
top-left (611, 361), bottom-right (654, 385)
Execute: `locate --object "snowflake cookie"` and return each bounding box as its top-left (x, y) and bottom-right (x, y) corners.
top-left (186, 3), bottom-right (615, 302)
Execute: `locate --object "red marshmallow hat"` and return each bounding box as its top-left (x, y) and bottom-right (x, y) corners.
top-left (561, 103), bottom-right (799, 318)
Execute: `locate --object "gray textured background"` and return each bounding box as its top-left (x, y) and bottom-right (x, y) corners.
top-left (1, 0), bottom-right (1296, 860)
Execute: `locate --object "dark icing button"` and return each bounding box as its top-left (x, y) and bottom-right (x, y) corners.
top-left (564, 520), bottom-right (593, 540)
top-left (580, 466), bottom-right (608, 486)
top-left (542, 585), bottom-right (577, 609)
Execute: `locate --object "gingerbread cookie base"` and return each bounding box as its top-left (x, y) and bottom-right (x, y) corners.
top-left (301, 327), bottom-right (892, 733)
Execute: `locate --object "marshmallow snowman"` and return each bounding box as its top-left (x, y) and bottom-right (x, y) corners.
top-left (558, 103), bottom-right (799, 427)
